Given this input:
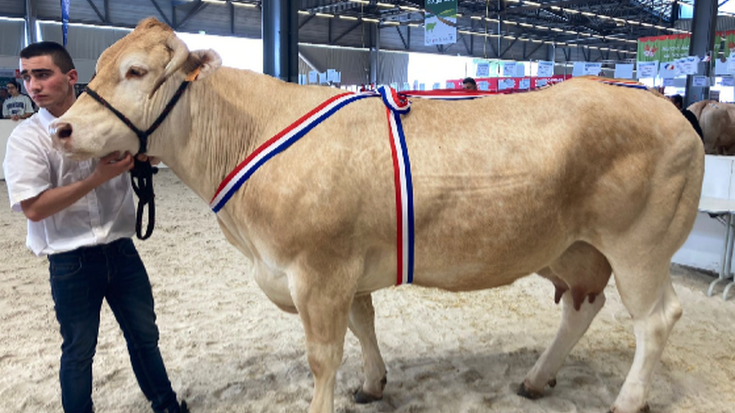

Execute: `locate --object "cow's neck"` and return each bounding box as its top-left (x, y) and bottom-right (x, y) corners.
top-left (147, 68), bottom-right (342, 207)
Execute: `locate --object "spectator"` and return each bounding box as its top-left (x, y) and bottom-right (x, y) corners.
top-left (0, 87), bottom-right (8, 106)
top-left (2, 79), bottom-right (34, 121)
top-left (669, 94), bottom-right (703, 139)
top-left (2, 41), bottom-right (188, 413)
top-left (463, 77), bottom-right (477, 91)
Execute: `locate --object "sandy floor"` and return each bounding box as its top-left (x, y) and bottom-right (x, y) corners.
top-left (1, 168), bottom-right (734, 413)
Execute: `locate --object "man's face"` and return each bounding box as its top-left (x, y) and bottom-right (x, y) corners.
top-left (20, 55), bottom-right (77, 115)
top-left (0, 89), bottom-right (8, 99)
top-left (463, 82), bottom-right (477, 91)
top-left (5, 82), bottom-right (19, 97)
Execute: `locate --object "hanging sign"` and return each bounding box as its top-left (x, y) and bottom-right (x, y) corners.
top-left (637, 61), bottom-right (658, 78)
top-left (536, 61), bottom-right (554, 77)
top-left (475, 61), bottom-right (490, 77)
top-left (425, 0), bottom-right (457, 46)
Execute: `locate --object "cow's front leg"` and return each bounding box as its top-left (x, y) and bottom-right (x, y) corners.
top-left (348, 293), bottom-right (386, 403)
top-left (291, 258), bottom-right (360, 413)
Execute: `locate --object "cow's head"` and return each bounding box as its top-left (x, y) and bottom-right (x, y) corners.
top-left (52, 17), bottom-right (221, 160)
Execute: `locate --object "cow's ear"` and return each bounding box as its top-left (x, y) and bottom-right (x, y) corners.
top-left (187, 49), bottom-right (222, 80)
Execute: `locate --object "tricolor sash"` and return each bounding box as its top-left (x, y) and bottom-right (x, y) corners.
top-left (210, 86), bottom-right (415, 285)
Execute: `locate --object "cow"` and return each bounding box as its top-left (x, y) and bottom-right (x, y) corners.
top-left (51, 18), bottom-right (703, 413)
top-left (687, 100), bottom-right (735, 155)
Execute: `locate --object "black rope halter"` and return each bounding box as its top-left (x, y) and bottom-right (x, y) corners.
top-left (83, 68), bottom-right (199, 240)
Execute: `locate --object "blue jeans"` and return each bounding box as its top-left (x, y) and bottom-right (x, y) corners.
top-left (49, 238), bottom-right (181, 413)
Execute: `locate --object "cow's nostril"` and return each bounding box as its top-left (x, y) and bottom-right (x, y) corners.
top-left (57, 123), bottom-right (73, 140)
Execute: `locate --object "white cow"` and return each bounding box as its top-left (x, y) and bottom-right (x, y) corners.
top-left (52, 18), bottom-right (704, 413)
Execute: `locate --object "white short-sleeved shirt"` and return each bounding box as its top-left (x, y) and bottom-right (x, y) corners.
top-left (3, 108), bottom-right (135, 256)
top-left (2, 94), bottom-right (34, 118)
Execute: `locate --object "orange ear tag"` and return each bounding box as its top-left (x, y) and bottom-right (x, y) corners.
top-left (185, 67), bottom-right (201, 82)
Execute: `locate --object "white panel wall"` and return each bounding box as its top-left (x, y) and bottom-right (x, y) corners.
top-left (672, 156), bottom-right (735, 273)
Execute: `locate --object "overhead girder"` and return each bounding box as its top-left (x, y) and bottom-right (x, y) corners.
top-left (85, 0), bottom-right (106, 22)
top-left (151, 0), bottom-right (173, 27)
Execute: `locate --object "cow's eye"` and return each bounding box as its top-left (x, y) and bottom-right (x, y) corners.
top-left (126, 67), bottom-right (148, 78)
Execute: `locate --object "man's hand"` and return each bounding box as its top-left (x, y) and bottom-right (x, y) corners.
top-left (135, 153), bottom-right (162, 166)
top-left (11, 114), bottom-right (20, 121)
top-left (90, 151), bottom-right (135, 187)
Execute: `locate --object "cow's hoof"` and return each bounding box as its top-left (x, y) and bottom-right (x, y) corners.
top-left (517, 382), bottom-right (544, 400)
top-left (353, 388), bottom-right (382, 404)
top-left (548, 378), bottom-right (557, 388)
top-left (607, 404), bottom-right (650, 413)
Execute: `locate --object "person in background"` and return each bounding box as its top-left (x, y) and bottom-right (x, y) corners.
top-left (0, 87), bottom-right (9, 107)
top-left (3, 41), bottom-right (188, 413)
top-left (462, 77), bottom-right (477, 91)
top-left (669, 94), bottom-right (703, 140)
top-left (2, 79), bottom-right (34, 121)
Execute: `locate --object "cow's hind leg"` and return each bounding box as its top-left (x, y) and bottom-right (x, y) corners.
top-left (348, 293), bottom-right (387, 403)
top-left (607, 261), bottom-right (682, 413)
top-left (520, 242), bottom-right (611, 399)
top-left (519, 287), bottom-right (607, 399)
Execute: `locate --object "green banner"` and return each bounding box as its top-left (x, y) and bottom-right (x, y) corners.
top-left (637, 34), bottom-right (690, 63)
top-left (721, 30), bottom-right (735, 58)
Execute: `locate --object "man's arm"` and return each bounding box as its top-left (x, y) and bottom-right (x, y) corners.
top-left (20, 152), bottom-right (135, 222)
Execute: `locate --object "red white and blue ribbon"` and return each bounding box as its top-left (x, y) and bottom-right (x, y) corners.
top-left (588, 76), bottom-right (649, 90)
top-left (378, 86), bottom-right (414, 285)
top-left (209, 91), bottom-right (375, 212)
top-left (400, 89), bottom-right (494, 100)
top-left (210, 86), bottom-right (415, 285)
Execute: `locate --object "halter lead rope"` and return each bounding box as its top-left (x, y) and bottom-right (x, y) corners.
top-left (83, 68), bottom-right (200, 240)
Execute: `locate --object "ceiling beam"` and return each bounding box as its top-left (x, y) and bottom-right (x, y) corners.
top-left (395, 25), bottom-right (409, 49)
top-left (500, 37), bottom-right (519, 58)
top-left (526, 40), bottom-right (545, 58)
top-left (299, 14), bottom-right (315, 29)
top-left (175, 1), bottom-right (208, 30)
top-left (332, 21), bottom-right (362, 44)
top-left (150, 0), bottom-right (172, 27)
top-left (85, 0), bottom-right (106, 23)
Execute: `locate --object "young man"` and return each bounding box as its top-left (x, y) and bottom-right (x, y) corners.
top-left (2, 42), bottom-right (188, 413)
top-left (2, 79), bottom-right (35, 120)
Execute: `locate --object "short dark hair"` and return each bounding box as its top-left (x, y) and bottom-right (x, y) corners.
top-left (20, 41), bottom-right (75, 74)
top-left (6, 80), bottom-right (19, 89)
top-left (463, 77), bottom-right (476, 86)
top-left (670, 94), bottom-right (683, 107)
